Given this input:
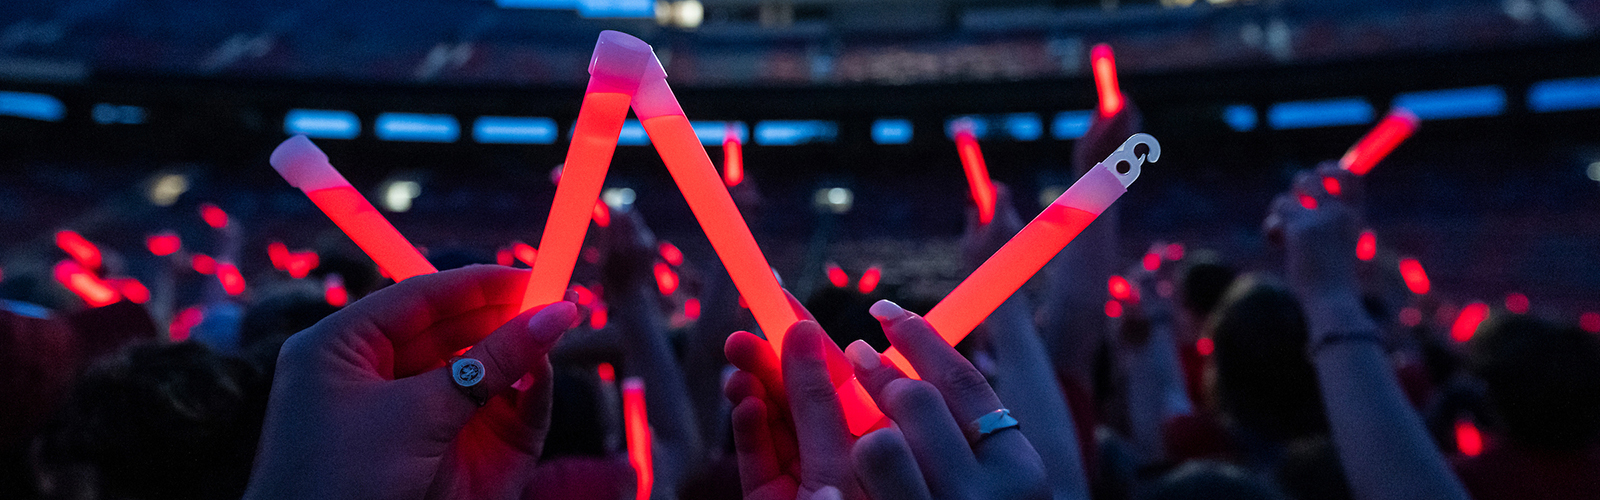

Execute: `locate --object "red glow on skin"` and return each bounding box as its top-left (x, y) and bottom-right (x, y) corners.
top-left (723, 134), bottom-right (744, 187)
top-left (217, 263), bottom-right (246, 296)
top-left (170, 306), bottom-right (204, 341)
top-left (1196, 337), bottom-right (1215, 356)
top-left (268, 242), bottom-right (289, 269)
top-left (191, 254), bottom-right (217, 275)
top-left (496, 248), bottom-right (514, 267)
top-left (53, 261), bottom-right (120, 307)
top-left (1340, 109), bottom-right (1419, 176)
top-left (1163, 243), bottom-right (1184, 262)
top-left (1451, 302), bottom-right (1490, 343)
top-left (1090, 43), bottom-right (1123, 117)
top-left (284, 252), bottom-right (319, 279)
top-left (622, 378), bottom-right (653, 500)
top-left (1356, 230), bottom-right (1377, 261)
top-left (1105, 300), bottom-right (1124, 318)
top-left (306, 185), bottom-right (437, 282)
top-left (592, 202), bottom-right (612, 228)
top-left (825, 262), bottom-right (849, 288)
top-left (570, 284), bottom-right (597, 306)
top-left (55, 230), bottom-right (103, 270)
top-left (1108, 275), bottom-right (1133, 301)
top-left (513, 243), bottom-right (538, 267)
top-left (684, 297), bottom-right (701, 320)
top-left (1399, 307), bottom-right (1423, 327)
top-left (147, 233), bottom-right (182, 257)
top-left (324, 275), bottom-right (348, 307)
top-left (1504, 293), bottom-right (1529, 314)
top-left (1322, 177), bottom-right (1342, 196)
top-left (654, 262), bottom-right (679, 295)
top-left (597, 362), bottom-right (616, 383)
top-left (658, 242), bottom-right (684, 266)
top-left (199, 203), bottom-right (229, 228)
top-left (1580, 312), bottom-right (1600, 334)
top-left (1298, 193), bottom-right (1319, 210)
top-left (1399, 258), bottom-right (1431, 295)
top-left (1142, 253), bottom-right (1160, 271)
top-left (1455, 419), bottom-right (1484, 457)
top-left (115, 279), bottom-right (150, 304)
top-left (857, 266), bottom-right (882, 294)
top-left (954, 128), bottom-right (996, 225)
top-left (590, 306), bottom-right (608, 330)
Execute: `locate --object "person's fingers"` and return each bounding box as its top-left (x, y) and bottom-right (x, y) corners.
top-left (784, 288), bottom-right (819, 323)
top-left (513, 357), bottom-right (556, 434)
top-left (848, 338), bottom-right (975, 488)
top-left (726, 330), bottom-right (785, 407)
top-left (868, 300), bottom-right (1003, 426)
top-left (311, 265), bottom-right (530, 349)
top-left (812, 485), bottom-right (844, 500)
top-left (731, 397), bottom-right (785, 496)
top-left (725, 369), bottom-right (768, 404)
top-left (782, 321), bottom-right (855, 488)
top-left (845, 340), bottom-right (906, 395)
top-left (852, 428), bottom-right (934, 500)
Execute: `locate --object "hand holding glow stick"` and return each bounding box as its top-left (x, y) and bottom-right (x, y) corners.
top-left (1091, 44), bottom-right (1124, 117)
top-left (269, 135), bottom-right (437, 281)
top-left (1339, 108), bottom-right (1419, 176)
top-left (882, 134), bottom-right (1160, 377)
top-left (622, 377), bottom-right (653, 500)
top-left (521, 31), bottom-right (656, 312)
top-left (952, 119), bottom-right (997, 225)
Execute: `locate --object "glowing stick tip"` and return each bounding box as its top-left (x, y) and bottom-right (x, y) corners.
top-left (270, 135), bottom-right (348, 191)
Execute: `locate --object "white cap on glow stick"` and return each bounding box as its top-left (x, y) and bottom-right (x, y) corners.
top-left (270, 135), bottom-right (351, 192)
top-left (1054, 133), bottom-right (1159, 215)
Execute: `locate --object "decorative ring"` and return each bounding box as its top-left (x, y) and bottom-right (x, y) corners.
top-left (963, 409), bottom-right (1020, 446)
top-left (450, 357), bottom-right (489, 407)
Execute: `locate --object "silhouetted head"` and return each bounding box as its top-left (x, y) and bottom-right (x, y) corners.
top-left (1468, 315), bottom-right (1600, 452)
top-left (1205, 274), bottom-right (1327, 442)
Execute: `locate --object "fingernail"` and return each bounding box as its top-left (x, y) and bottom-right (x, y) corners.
top-left (845, 340), bottom-right (880, 371)
top-left (529, 302), bottom-right (577, 343)
top-left (814, 486), bottom-right (842, 500)
top-left (868, 299), bottom-right (911, 323)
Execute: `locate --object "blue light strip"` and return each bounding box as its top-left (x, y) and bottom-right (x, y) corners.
top-left (944, 116), bottom-right (991, 140)
top-left (1223, 104), bottom-right (1257, 132)
top-left (754, 120), bottom-right (837, 146)
top-left (576, 0), bottom-right (655, 18)
top-left (1267, 98), bottom-right (1374, 130)
top-left (1528, 76), bottom-right (1600, 113)
top-left (691, 121), bottom-right (749, 146)
top-left (376, 113), bottom-right (460, 142)
top-left (284, 109), bottom-right (360, 139)
top-left (1003, 113), bottom-right (1043, 141)
top-left (1392, 86), bottom-right (1505, 120)
top-left (0, 91), bottom-right (66, 122)
top-left (1051, 111), bottom-right (1094, 140)
top-left (474, 116), bottom-right (558, 144)
top-left (872, 118), bottom-right (913, 145)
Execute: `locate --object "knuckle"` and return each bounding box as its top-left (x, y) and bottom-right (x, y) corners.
top-left (792, 376), bottom-right (840, 407)
top-left (882, 379), bottom-right (945, 416)
top-left (939, 366), bottom-right (994, 402)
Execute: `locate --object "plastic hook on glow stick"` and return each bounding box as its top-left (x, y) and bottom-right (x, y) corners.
top-left (622, 377), bottom-right (653, 500)
top-left (520, 30), bottom-right (657, 312)
top-left (881, 134), bottom-right (1159, 379)
top-left (952, 119), bottom-right (997, 225)
top-left (269, 136), bottom-right (438, 282)
top-left (1339, 108), bottom-right (1419, 176)
top-left (1091, 43), bottom-right (1124, 117)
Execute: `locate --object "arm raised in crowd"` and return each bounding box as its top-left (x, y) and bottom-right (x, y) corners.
top-left (1116, 254), bottom-right (1193, 464)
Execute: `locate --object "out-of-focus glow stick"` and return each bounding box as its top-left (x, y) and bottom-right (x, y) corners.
top-left (1091, 44), bottom-right (1124, 117)
top-left (513, 242), bottom-right (538, 267)
top-left (1339, 109), bottom-right (1420, 176)
top-left (592, 202), bottom-right (612, 228)
top-left (597, 362), bottom-right (616, 382)
top-left (591, 305), bottom-right (609, 329)
top-left (653, 262), bottom-right (679, 295)
top-left (55, 230), bottom-right (102, 271)
top-left (1356, 230), bottom-right (1377, 261)
top-left (882, 134), bottom-right (1160, 379)
top-left (1163, 243), bottom-right (1184, 261)
top-left (1504, 293), bottom-right (1529, 314)
top-left (521, 31), bottom-right (651, 313)
top-left (170, 306), bottom-right (204, 341)
top-left (684, 297), bottom-right (701, 319)
top-left (723, 126), bottom-right (744, 187)
top-left (1195, 337), bottom-right (1215, 356)
top-left (622, 377), bottom-right (653, 500)
top-left (53, 260), bottom-right (120, 307)
top-left (114, 278), bottom-right (150, 304)
top-left (1399, 257), bottom-right (1430, 294)
top-left (1455, 419), bottom-right (1484, 457)
top-left (192, 254), bottom-right (217, 275)
top-left (285, 251), bottom-right (319, 279)
top-left (217, 263), bottom-right (246, 296)
top-left (952, 122), bottom-right (996, 225)
top-left (324, 274), bottom-right (348, 307)
top-left (1104, 300), bottom-right (1123, 318)
top-left (857, 265), bottom-right (882, 294)
top-left (825, 262), bottom-right (849, 288)
top-left (1579, 312), bottom-right (1600, 333)
top-left (1451, 302), bottom-right (1489, 343)
top-left (1141, 252), bottom-right (1160, 271)
top-left (496, 248), bottom-right (514, 266)
top-left (571, 284), bottom-right (597, 306)
top-left (658, 242), bottom-right (684, 266)
top-left (199, 203), bottom-right (229, 229)
top-left (268, 241), bottom-right (290, 269)
top-left (1108, 275), bottom-right (1133, 301)
top-left (147, 232), bottom-right (181, 256)
top-left (270, 135), bottom-right (438, 282)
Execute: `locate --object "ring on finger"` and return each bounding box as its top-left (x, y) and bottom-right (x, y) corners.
top-left (963, 408), bottom-right (1020, 446)
top-left (450, 357), bottom-right (489, 407)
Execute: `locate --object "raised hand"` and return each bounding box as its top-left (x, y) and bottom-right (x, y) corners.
top-left (244, 266), bottom-right (578, 500)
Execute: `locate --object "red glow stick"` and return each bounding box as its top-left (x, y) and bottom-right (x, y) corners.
top-left (285, 252), bottom-right (319, 279)
top-left (881, 134), bottom-right (1160, 379)
top-left (1451, 302), bottom-right (1489, 343)
top-left (192, 254), bottom-right (217, 275)
top-left (723, 126), bottom-right (744, 187)
top-left (1580, 312), bottom-right (1600, 333)
top-left (1339, 109), bottom-right (1420, 176)
top-left (1090, 44), bottom-right (1124, 117)
top-left (825, 262), bottom-right (849, 288)
top-left (1141, 252), bottom-right (1160, 271)
top-left (1163, 242), bottom-right (1184, 262)
top-left (1104, 300), bottom-right (1123, 318)
top-left (1399, 257), bottom-right (1430, 295)
top-left (1504, 293), bottom-right (1529, 314)
top-left (496, 248), bottom-right (514, 267)
top-left (520, 31), bottom-right (651, 312)
top-left (170, 306), bottom-right (204, 341)
top-left (952, 122), bottom-right (996, 225)
top-left (1108, 275), bottom-right (1133, 301)
top-left (684, 297), bottom-right (701, 319)
top-left (55, 230), bottom-right (102, 271)
top-left (114, 278), bottom-right (150, 304)
top-left (199, 203), bottom-right (229, 229)
top-left (268, 241), bottom-right (290, 269)
top-left (597, 362), bottom-right (616, 382)
top-left (217, 263), bottom-right (246, 296)
top-left (270, 136), bottom-right (438, 282)
top-left (1196, 337), bottom-right (1215, 356)
top-left (591, 305), bottom-right (609, 329)
top-left (1455, 419), bottom-right (1484, 457)
top-left (513, 242), bottom-right (538, 267)
top-left (622, 377), bottom-right (653, 500)
top-left (324, 275), bottom-right (348, 307)
top-left (571, 284), bottom-right (597, 306)
top-left (593, 202), bottom-right (612, 228)
top-left (653, 262), bottom-right (679, 295)
top-left (53, 260), bottom-right (119, 307)
top-left (858, 266), bottom-right (882, 294)
top-left (1356, 230), bottom-right (1377, 261)
top-left (658, 242), bottom-right (684, 266)
top-left (147, 232), bottom-right (181, 256)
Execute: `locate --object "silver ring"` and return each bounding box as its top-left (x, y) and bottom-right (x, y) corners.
top-left (963, 409), bottom-right (1020, 446)
top-left (450, 357), bottom-right (488, 407)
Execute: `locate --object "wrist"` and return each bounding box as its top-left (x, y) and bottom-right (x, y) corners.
top-left (1298, 291), bottom-right (1378, 343)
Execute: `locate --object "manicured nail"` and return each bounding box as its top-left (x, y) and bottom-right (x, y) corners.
top-left (814, 486), bottom-right (842, 500)
top-left (530, 301), bottom-right (577, 343)
top-left (845, 340), bottom-right (881, 371)
top-left (868, 299), bottom-right (911, 323)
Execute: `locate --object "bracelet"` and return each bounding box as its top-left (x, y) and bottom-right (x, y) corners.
top-left (1308, 330), bottom-right (1383, 356)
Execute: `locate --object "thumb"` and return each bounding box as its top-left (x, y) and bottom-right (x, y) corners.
top-left (391, 301), bottom-right (578, 430)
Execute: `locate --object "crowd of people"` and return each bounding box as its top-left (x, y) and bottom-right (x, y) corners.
top-left (1, 100), bottom-right (1597, 500)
